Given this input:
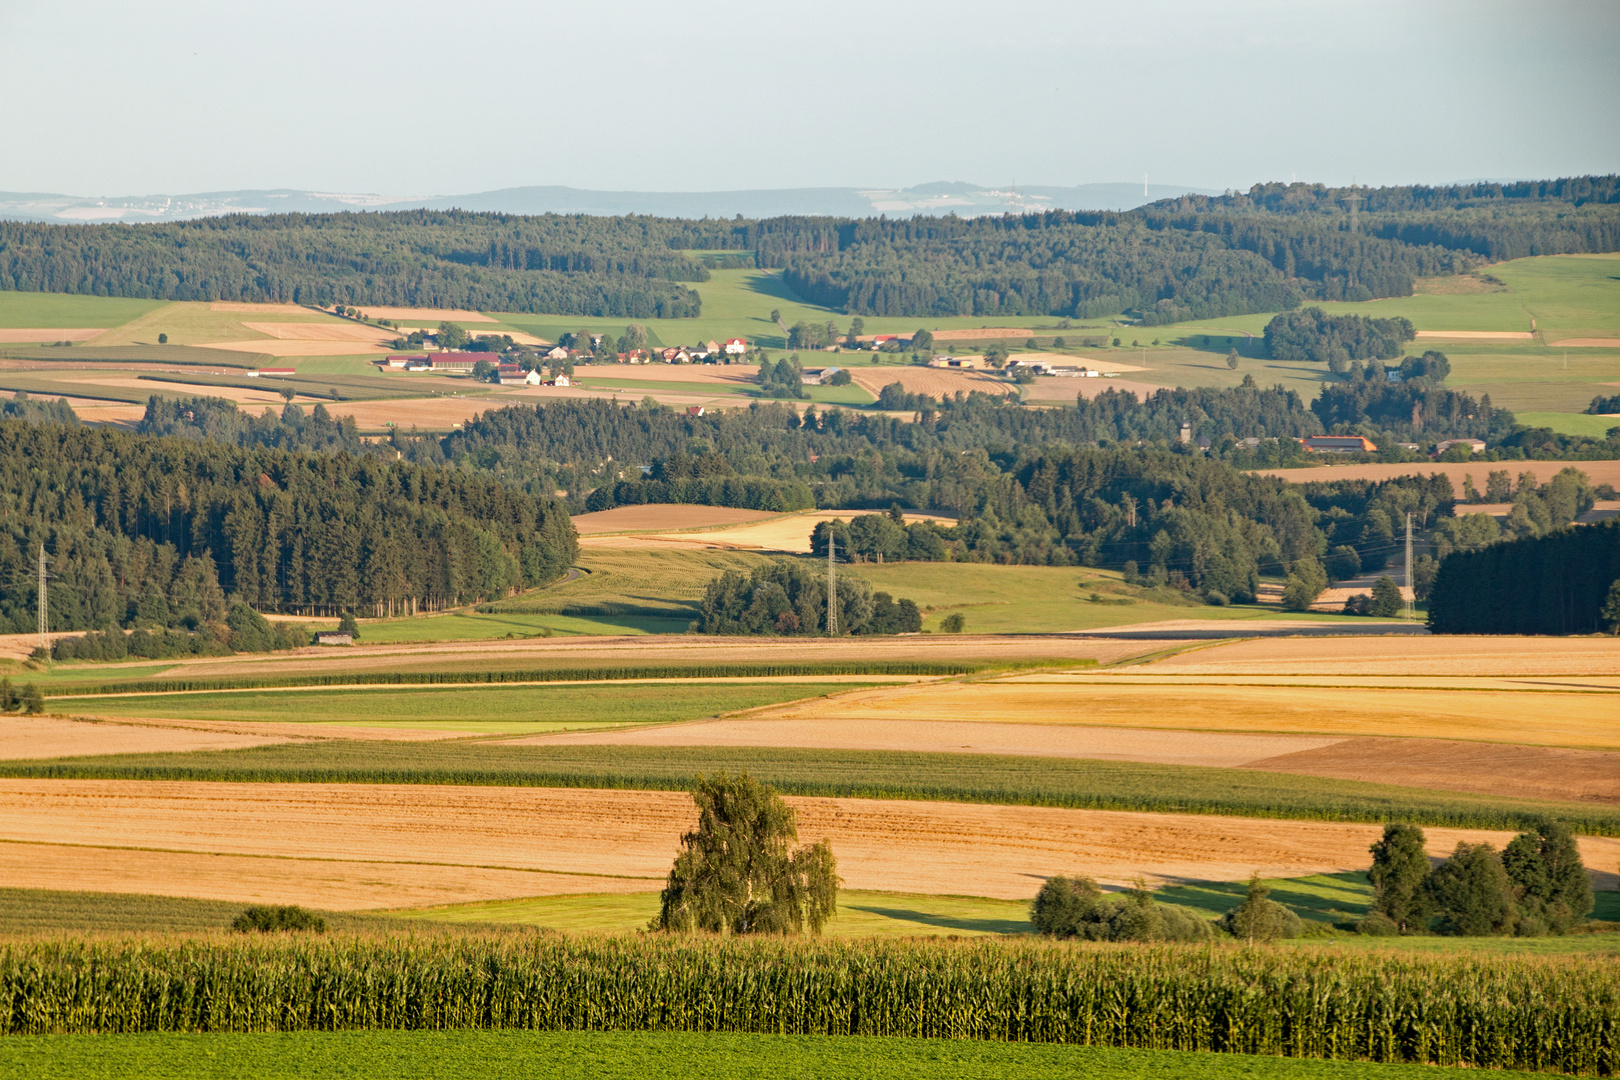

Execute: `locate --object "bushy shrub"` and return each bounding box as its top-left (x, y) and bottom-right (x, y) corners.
top-left (1219, 876), bottom-right (1302, 943)
top-left (1355, 911), bottom-right (1401, 936)
top-left (1031, 877), bottom-right (1213, 942)
top-left (230, 905), bottom-right (326, 933)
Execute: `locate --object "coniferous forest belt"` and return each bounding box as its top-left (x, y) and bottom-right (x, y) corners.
top-left (0, 937), bottom-right (1611, 1075)
top-left (6, 744), bottom-right (1614, 837)
top-left (1427, 519), bottom-right (1620, 634)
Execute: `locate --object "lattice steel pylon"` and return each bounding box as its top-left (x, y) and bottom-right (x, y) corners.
top-left (826, 533), bottom-right (837, 636)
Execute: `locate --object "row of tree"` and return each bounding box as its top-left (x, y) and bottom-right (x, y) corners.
top-left (1365, 821), bottom-right (1593, 936)
top-left (693, 560), bottom-right (920, 636)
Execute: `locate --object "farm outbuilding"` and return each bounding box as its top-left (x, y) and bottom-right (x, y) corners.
top-left (1301, 436), bottom-right (1377, 453)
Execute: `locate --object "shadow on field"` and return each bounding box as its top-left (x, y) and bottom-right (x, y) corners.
top-left (1153, 871), bottom-right (1373, 924)
top-left (844, 905), bottom-right (1029, 935)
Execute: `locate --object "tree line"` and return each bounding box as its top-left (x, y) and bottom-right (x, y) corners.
top-left (1427, 517), bottom-right (1619, 634)
top-left (0, 420), bottom-right (576, 639)
top-left (0, 210), bottom-right (703, 317)
top-left (1364, 821), bottom-right (1593, 937)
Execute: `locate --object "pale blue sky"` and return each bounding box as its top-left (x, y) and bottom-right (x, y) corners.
top-left (3, 0), bottom-right (1615, 196)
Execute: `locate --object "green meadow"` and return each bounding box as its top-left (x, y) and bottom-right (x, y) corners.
top-left (0, 290), bottom-right (165, 328)
top-left (484, 547), bottom-right (1371, 639)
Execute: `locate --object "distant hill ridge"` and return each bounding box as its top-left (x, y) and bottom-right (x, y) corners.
top-left (0, 182), bottom-right (1220, 224)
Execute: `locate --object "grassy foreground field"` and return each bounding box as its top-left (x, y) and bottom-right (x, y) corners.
top-left (9, 743), bottom-right (1614, 835)
top-left (0, 1030), bottom-right (1563, 1080)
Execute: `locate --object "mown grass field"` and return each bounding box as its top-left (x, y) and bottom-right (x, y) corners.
top-left (9, 743), bottom-right (1614, 835)
top-left (375, 547), bottom-right (769, 639)
top-left (0, 290), bottom-right (166, 329)
top-left (0, 1029), bottom-right (1564, 1080)
top-left (56, 681), bottom-right (875, 732)
top-left (474, 548), bottom-right (1368, 640)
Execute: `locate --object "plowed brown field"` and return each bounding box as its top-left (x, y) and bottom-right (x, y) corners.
top-left (5, 780), bottom-right (1612, 904)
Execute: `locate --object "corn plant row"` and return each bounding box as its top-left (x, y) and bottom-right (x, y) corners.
top-left (0, 937), bottom-right (1613, 1074)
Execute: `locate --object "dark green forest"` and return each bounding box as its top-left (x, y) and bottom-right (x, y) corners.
top-left (1428, 519), bottom-right (1620, 634)
top-left (0, 211), bottom-right (704, 317)
top-left (0, 421), bottom-right (576, 637)
top-left (4, 177), bottom-right (1613, 322)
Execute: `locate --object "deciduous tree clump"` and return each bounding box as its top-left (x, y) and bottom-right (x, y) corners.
top-left (653, 773), bottom-right (838, 936)
top-left (1359, 820), bottom-right (1594, 937)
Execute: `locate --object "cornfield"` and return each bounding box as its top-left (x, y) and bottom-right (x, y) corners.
top-left (0, 936), bottom-right (1613, 1074)
top-left (45, 660), bottom-right (1006, 698)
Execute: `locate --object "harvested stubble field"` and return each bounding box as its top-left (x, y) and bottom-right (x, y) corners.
top-left (0, 716), bottom-right (288, 759)
top-left (3, 779), bottom-right (1613, 905)
top-left (751, 679), bottom-right (1620, 750)
top-left (1149, 634), bottom-right (1620, 676)
top-left (569, 505), bottom-right (781, 534)
top-left (582, 510), bottom-right (957, 554)
top-left (847, 365), bottom-right (1015, 400)
top-left (529, 716), bottom-right (1341, 768)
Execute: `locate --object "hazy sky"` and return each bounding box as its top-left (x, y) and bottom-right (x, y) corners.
top-left (4, 0), bottom-right (1616, 195)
